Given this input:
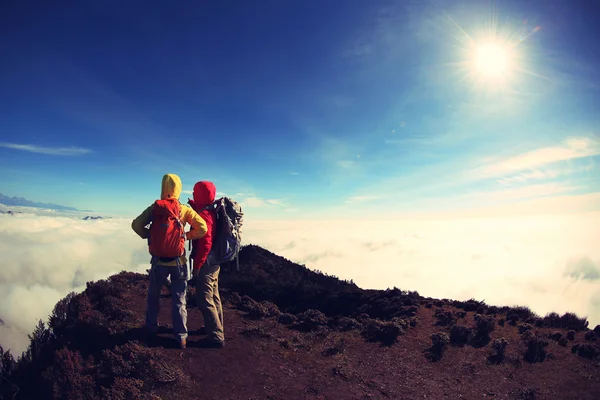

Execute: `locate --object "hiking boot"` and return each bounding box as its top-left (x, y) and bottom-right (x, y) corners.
top-left (178, 338), bottom-right (187, 349)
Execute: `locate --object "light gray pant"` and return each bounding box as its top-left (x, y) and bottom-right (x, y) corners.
top-left (145, 263), bottom-right (189, 340)
top-left (197, 263), bottom-right (224, 342)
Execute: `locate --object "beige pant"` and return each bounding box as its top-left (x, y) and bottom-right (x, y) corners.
top-left (196, 263), bottom-right (224, 342)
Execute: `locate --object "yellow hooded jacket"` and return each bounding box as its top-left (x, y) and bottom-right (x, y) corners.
top-left (131, 174), bottom-right (208, 266)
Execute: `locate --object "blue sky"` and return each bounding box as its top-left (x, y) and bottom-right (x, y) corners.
top-left (1, 0), bottom-right (599, 218)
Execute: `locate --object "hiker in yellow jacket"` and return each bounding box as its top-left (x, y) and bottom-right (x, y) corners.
top-left (132, 173), bottom-right (207, 349)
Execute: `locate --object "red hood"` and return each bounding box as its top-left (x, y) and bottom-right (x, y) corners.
top-left (192, 181), bottom-right (216, 208)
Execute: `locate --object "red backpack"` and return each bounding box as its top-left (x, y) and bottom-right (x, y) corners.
top-left (148, 199), bottom-right (185, 258)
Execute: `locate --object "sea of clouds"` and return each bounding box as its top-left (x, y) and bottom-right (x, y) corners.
top-left (1, 206), bottom-right (599, 355)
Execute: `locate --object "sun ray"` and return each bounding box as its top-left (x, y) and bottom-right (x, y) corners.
top-left (443, 9), bottom-right (543, 95)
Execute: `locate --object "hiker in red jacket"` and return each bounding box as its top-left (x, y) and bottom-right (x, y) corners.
top-left (188, 181), bottom-right (225, 348)
top-left (132, 174), bottom-right (207, 349)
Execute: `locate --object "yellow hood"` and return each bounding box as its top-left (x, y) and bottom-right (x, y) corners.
top-left (161, 173), bottom-right (182, 200)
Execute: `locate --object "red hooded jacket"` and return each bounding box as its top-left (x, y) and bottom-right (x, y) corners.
top-left (188, 181), bottom-right (216, 270)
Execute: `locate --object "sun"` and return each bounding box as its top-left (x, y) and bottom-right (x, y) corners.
top-left (471, 40), bottom-right (514, 82)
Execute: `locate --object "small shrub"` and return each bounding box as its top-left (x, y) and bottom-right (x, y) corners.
top-left (523, 332), bottom-right (548, 363)
top-left (85, 279), bottom-right (123, 302)
top-left (572, 343), bottom-right (600, 359)
top-left (101, 377), bottom-right (145, 400)
top-left (425, 303), bottom-right (433, 309)
top-left (409, 317), bottom-right (418, 327)
top-left (543, 312), bottom-right (588, 331)
top-left (450, 325), bottom-right (472, 346)
top-left (332, 317), bottom-right (362, 331)
top-left (391, 317), bottom-right (409, 330)
top-left (235, 295), bottom-right (258, 312)
top-left (277, 313), bottom-right (297, 325)
top-left (356, 313), bottom-right (371, 322)
top-left (362, 319), bottom-right (403, 346)
top-left (457, 299), bottom-right (485, 312)
top-left (322, 339), bottom-right (346, 356)
top-left (518, 323), bottom-right (533, 334)
top-left (509, 306), bottom-right (538, 321)
top-left (507, 314), bottom-right (519, 326)
top-left (1, 347), bottom-right (18, 399)
top-left (584, 331), bottom-right (597, 342)
top-left (493, 338), bottom-right (509, 357)
top-left (498, 318), bottom-right (505, 327)
top-left (41, 348), bottom-right (95, 400)
top-left (567, 330), bottom-right (576, 341)
top-left (241, 327), bottom-right (273, 339)
top-left (489, 338), bottom-right (509, 363)
top-left (227, 292), bottom-right (242, 305)
top-left (472, 316), bottom-right (495, 346)
top-left (548, 332), bottom-right (562, 341)
top-left (534, 319), bottom-right (544, 328)
top-left (511, 388), bottom-right (536, 400)
top-left (558, 337), bottom-right (568, 347)
top-left (434, 309), bottom-right (456, 326)
top-left (260, 301), bottom-right (281, 317)
top-left (1, 345), bottom-right (16, 376)
top-left (237, 296), bottom-right (280, 319)
top-left (100, 342), bottom-right (183, 385)
top-left (49, 292), bottom-right (78, 332)
top-left (295, 309), bottom-right (329, 332)
top-left (427, 332), bottom-right (450, 361)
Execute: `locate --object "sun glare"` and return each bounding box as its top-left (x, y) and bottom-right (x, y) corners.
top-left (475, 42), bottom-right (509, 76)
top-left (471, 40), bottom-right (514, 81)
top-left (445, 13), bottom-right (539, 92)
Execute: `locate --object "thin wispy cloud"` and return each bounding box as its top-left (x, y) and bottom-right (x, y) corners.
top-left (497, 162), bottom-right (595, 186)
top-left (0, 143), bottom-right (92, 156)
top-left (480, 136), bottom-right (600, 177)
top-left (346, 195), bottom-right (382, 204)
top-left (564, 257), bottom-right (600, 282)
top-left (240, 196), bottom-right (287, 209)
top-left (467, 183), bottom-right (577, 203)
top-left (336, 160), bottom-right (356, 169)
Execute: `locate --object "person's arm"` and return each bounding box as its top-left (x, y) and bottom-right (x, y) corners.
top-left (192, 211), bottom-right (214, 270)
top-left (183, 205), bottom-right (207, 241)
top-left (131, 205), bottom-right (153, 238)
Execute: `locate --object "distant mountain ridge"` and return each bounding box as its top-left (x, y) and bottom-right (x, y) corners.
top-left (0, 193), bottom-right (78, 211)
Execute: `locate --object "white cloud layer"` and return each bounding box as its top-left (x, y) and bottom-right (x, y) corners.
top-left (0, 143), bottom-right (92, 156)
top-left (244, 212), bottom-right (600, 329)
top-left (0, 208), bottom-right (150, 354)
top-left (1, 207), bottom-right (599, 356)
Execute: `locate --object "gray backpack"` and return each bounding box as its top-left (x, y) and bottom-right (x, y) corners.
top-left (203, 197), bottom-right (244, 270)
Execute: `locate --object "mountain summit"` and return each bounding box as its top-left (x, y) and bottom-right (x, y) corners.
top-left (1, 245), bottom-right (599, 399)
